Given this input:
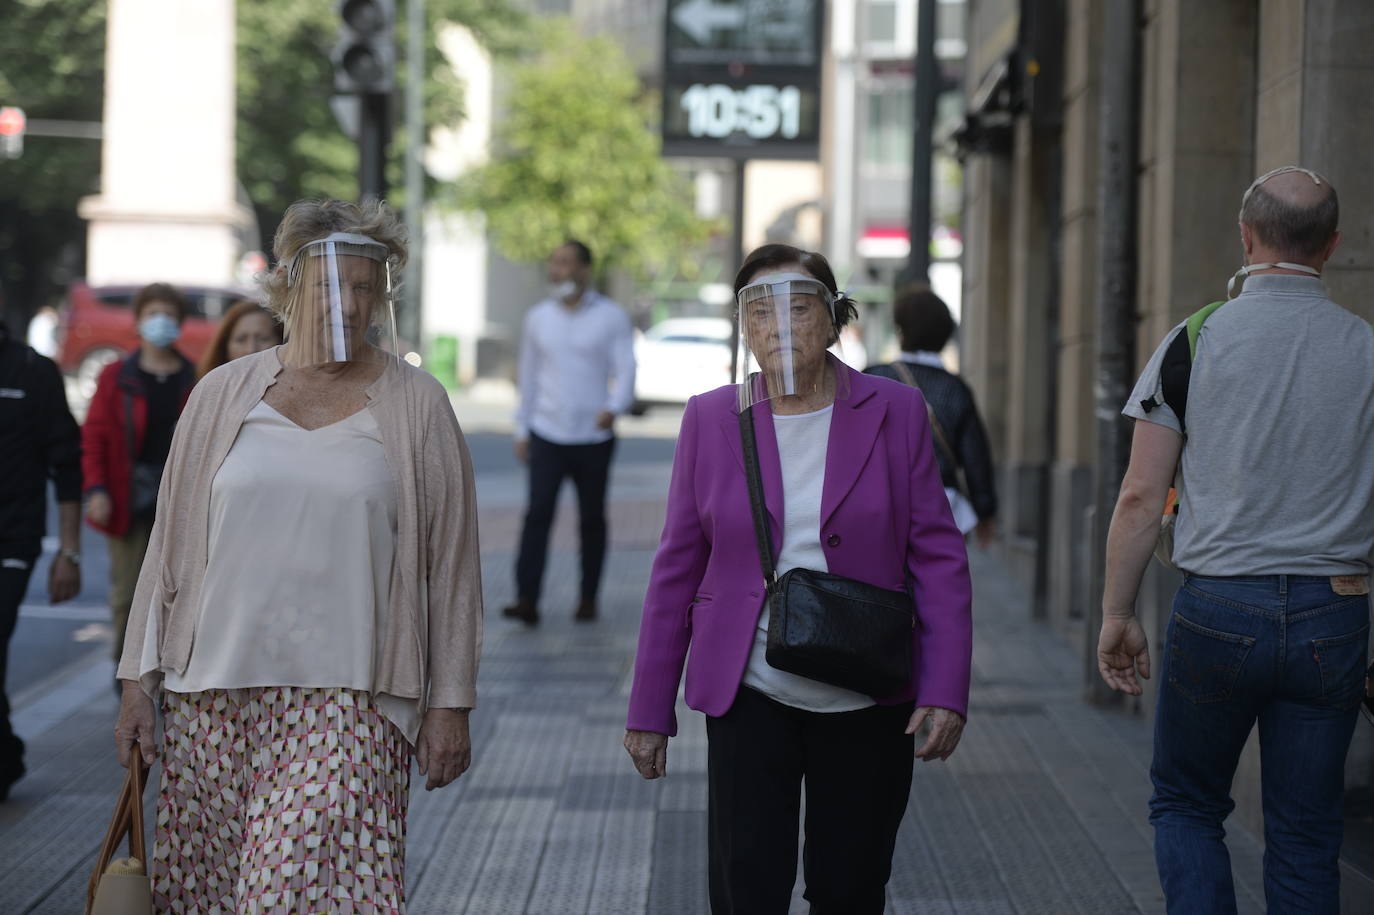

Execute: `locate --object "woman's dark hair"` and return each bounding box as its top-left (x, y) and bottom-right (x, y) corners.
top-left (133, 282), bottom-right (189, 323)
top-left (197, 300), bottom-right (283, 380)
top-left (892, 283), bottom-right (955, 352)
top-left (733, 244), bottom-right (859, 336)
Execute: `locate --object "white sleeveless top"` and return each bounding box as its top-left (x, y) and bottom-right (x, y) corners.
top-left (164, 400), bottom-right (418, 740)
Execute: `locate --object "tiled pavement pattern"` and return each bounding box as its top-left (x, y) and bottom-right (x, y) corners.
top-left (0, 433), bottom-right (1268, 914)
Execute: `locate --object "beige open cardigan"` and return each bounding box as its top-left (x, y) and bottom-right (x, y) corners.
top-left (116, 346), bottom-right (483, 713)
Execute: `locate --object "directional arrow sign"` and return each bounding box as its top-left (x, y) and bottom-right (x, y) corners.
top-left (672, 0), bottom-right (744, 45)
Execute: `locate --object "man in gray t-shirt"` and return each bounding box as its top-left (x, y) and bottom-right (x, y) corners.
top-left (1096, 167), bottom-right (1374, 912)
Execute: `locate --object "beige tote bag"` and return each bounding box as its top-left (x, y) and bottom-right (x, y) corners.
top-left (86, 742), bottom-right (153, 915)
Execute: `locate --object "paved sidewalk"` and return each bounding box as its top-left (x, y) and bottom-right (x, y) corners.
top-left (0, 431), bottom-right (1268, 913)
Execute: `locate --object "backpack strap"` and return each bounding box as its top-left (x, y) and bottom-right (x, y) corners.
top-left (1185, 300), bottom-right (1228, 359)
top-left (1143, 300), bottom-right (1226, 433)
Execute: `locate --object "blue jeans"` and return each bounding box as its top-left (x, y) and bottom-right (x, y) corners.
top-left (1150, 575), bottom-right (1368, 914)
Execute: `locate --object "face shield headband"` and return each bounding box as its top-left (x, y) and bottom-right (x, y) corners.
top-left (283, 232), bottom-right (394, 365)
top-left (735, 272), bottom-right (842, 410)
top-left (1229, 166), bottom-right (1326, 298)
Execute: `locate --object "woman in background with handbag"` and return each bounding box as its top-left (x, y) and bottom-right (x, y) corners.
top-left (624, 244), bottom-right (973, 913)
top-left (82, 283), bottom-right (196, 667)
top-left (866, 284), bottom-right (999, 549)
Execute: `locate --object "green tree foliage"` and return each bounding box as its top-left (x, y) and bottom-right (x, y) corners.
top-left (453, 19), bottom-right (717, 282)
top-left (0, 0), bottom-right (520, 325)
top-left (0, 0), bottom-right (106, 327)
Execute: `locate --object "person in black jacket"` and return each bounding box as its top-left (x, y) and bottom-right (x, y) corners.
top-left (866, 285), bottom-right (998, 548)
top-left (0, 318), bottom-right (83, 802)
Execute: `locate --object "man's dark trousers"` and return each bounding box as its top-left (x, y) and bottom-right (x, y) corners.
top-left (0, 543), bottom-right (38, 793)
top-left (515, 432), bottom-right (616, 606)
top-left (1150, 574), bottom-right (1367, 913)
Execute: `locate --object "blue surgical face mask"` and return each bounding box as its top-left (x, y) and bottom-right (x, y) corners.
top-left (138, 313), bottom-right (181, 349)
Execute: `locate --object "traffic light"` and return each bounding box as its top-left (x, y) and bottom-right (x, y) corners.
top-left (0, 107), bottom-right (25, 160)
top-left (333, 0), bottom-right (395, 95)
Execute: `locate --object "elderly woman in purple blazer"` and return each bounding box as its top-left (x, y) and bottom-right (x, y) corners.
top-left (624, 244), bottom-right (973, 913)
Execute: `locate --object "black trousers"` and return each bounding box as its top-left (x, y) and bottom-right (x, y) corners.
top-left (0, 543), bottom-right (38, 780)
top-left (515, 432), bottom-right (616, 605)
top-left (706, 686), bottom-right (915, 914)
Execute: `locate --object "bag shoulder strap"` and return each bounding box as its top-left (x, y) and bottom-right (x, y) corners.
top-left (737, 404), bottom-right (778, 587)
top-left (892, 361), bottom-right (961, 472)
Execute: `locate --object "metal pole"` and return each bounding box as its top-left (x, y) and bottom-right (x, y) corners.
top-left (359, 92), bottom-right (388, 201)
top-left (729, 158), bottom-right (747, 380)
top-left (898, 0), bottom-right (937, 287)
top-left (1087, 0), bottom-right (1140, 703)
top-left (402, 0), bottom-right (425, 353)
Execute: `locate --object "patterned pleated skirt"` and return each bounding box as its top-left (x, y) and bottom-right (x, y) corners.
top-left (152, 686), bottom-right (412, 914)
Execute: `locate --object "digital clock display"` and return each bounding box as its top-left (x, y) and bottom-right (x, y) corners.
top-left (661, 0), bottom-right (822, 158)
top-left (664, 82), bottom-right (820, 147)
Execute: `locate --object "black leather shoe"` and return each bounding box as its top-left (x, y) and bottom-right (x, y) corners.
top-left (0, 739), bottom-right (25, 804)
top-left (574, 600), bottom-right (597, 622)
top-left (502, 600), bottom-right (539, 626)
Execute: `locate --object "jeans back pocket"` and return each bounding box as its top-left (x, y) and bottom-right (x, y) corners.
top-left (1168, 612), bottom-right (1257, 704)
top-left (1313, 624), bottom-right (1369, 710)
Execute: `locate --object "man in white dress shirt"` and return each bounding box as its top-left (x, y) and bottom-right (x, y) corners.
top-left (505, 240), bottom-right (636, 625)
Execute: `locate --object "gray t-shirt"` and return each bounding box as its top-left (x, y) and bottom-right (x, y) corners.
top-left (1123, 274), bottom-right (1374, 576)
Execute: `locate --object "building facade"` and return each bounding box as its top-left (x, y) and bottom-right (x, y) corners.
top-left (958, 0), bottom-right (1374, 899)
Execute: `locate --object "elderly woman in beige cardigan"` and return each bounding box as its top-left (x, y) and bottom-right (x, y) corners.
top-left (113, 199), bottom-right (482, 913)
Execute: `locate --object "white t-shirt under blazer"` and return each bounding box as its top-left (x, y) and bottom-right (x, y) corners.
top-left (741, 404), bottom-right (876, 713)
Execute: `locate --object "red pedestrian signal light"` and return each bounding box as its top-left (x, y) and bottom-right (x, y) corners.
top-left (0, 107), bottom-right (25, 136)
top-left (0, 107), bottom-right (25, 159)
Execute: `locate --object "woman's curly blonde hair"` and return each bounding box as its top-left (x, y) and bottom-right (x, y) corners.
top-left (260, 198), bottom-right (408, 323)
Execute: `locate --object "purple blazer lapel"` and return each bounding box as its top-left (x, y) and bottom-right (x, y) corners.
top-left (821, 379), bottom-right (886, 526)
top-left (719, 404), bottom-right (784, 540)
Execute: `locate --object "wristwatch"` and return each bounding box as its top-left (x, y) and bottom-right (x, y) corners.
top-left (58, 549), bottom-right (81, 566)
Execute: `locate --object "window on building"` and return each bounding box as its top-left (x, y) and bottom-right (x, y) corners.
top-left (863, 77), bottom-right (914, 169)
top-left (866, 0), bottom-right (899, 44)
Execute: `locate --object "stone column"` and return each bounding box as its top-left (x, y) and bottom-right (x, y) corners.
top-left (1045, 0), bottom-right (1102, 634)
top-left (1258, 0), bottom-right (1374, 315)
top-left (958, 154), bottom-right (1012, 466)
top-left (79, 0), bottom-right (251, 287)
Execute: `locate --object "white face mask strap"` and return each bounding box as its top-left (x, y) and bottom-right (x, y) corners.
top-left (1228, 261), bottom-right (1323, 298)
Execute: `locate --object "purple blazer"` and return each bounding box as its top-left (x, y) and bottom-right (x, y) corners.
top-left (627, 364), bottom-right (973, 736)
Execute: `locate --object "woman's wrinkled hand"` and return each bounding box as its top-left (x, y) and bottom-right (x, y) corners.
top-left (624, 729), bottom-right (668, 779)
top-left (907, 706), bottom-right (965, 762)
top-left (416, 708), bottom-right (472, 790)
top-left (115, 681), bottom-right (157, 768)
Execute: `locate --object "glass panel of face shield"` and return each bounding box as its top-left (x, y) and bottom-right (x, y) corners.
top-left (281, 233), bottom-right (397, 367)
top-left (735, 272), bottom-right (842, 411)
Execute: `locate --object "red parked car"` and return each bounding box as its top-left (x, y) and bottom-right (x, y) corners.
top-left (56, 281), bottom-right (248, 399)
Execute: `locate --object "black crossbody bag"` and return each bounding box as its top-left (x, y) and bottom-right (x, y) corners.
top-left (738, 403), bottom-right (916, 697)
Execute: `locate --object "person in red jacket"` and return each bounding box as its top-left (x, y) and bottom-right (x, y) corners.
top-left (82, 283), bottom-right (196, 664)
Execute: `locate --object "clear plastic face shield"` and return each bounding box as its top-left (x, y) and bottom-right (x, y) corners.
top-left (1228, 165), bottom-right (1326, 298)
top-left (280, 232), bottom-right (397, 367)
top-left (735, 272), bottom-right (848, 411)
